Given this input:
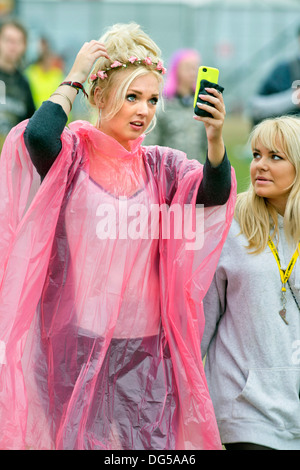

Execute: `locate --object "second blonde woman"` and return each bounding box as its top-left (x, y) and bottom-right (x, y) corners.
top-left (202, 115), bottom-right (300, 451)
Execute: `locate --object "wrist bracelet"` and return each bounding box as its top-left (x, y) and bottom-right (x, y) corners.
top-left (50, 92), bottom-right (73, 112)
top-left (59, 81), bottom-right (88, 98)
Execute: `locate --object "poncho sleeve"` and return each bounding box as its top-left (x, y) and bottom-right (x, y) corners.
top-left (0, 121), bottom-right (81, 449)
top-left (144, 145), bottom-right (237, 449)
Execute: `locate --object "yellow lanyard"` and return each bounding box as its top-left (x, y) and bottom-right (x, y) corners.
top-left (268, 236), bottom-right (300, 325)
top-left (268, 237), bottom-right (300, 291)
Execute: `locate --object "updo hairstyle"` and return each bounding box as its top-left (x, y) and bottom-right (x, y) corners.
top-left (88, 23), bottom-right (164, 121)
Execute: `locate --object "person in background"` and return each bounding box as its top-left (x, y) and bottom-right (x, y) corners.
top-left (25, 37), bottom-right (65, 110)
top-left (144, 48), bottom-right (207, 162)
top-left (249, 26), bottom-right (300, 126)
top-left (0, 19), bottom-right (35, 144)
top-left (202, 116), bottom-right (300, 451)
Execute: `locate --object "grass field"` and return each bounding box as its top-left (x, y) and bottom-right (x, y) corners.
top-left (223, 113), bottom-right (252, 194)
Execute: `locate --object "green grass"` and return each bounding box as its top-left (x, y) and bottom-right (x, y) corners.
top-left (223, 114), bottom-right (252, 194)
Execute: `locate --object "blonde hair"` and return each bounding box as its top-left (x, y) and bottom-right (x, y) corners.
top-left (88, 23), bottom-right (164, 124)
top-left (235, 115), bottom-right (300, 254)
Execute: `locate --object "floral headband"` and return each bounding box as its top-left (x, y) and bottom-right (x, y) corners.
top-left (90, 56), bottom-right (167, 81)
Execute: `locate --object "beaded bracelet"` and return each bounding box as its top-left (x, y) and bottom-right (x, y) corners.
top-left (59, 81), bottom-right (88, 98)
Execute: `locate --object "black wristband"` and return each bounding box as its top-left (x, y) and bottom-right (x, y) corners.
top-left (59, 81), bottom-right (88, 98)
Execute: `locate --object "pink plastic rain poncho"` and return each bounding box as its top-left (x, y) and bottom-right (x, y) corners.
top-left (0, 119), bottom-right (236, 450)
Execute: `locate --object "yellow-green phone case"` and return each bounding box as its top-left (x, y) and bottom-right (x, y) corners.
top-left (193, 66), bottom-right (219, 108)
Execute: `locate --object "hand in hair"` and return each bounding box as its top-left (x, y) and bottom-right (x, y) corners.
top-left (66, 40), bottom-right (110, 84)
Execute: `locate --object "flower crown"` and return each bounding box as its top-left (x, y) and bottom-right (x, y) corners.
top-left (90, 56), bottom-right (167, 81)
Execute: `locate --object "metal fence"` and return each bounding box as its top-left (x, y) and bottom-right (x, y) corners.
top-left (13, 0), bottom-right (300, 112)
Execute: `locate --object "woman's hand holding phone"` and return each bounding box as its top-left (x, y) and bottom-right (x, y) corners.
top-left (193, 66), bottom-right (226, 166)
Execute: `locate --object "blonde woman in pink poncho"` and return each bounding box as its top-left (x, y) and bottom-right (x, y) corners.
top-left (0, 23), bottom-right (236, 450)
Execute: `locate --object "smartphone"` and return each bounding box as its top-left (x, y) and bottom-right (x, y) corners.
top-left (193, 66), bottom-right (220, 117)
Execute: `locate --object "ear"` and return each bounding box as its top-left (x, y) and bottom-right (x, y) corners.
top-left (94, 86), bottom-right (106, 109)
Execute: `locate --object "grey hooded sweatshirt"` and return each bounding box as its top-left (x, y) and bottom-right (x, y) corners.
top-left (202, 216), bottom-right (300, 450)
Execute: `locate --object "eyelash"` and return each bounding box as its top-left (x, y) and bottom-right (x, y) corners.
top-left (126, 94), bottom-right (136, 102)
top-left (126, 94), bottom-right (158, 105)
top-left (253, 153), bottom-right (283, 160)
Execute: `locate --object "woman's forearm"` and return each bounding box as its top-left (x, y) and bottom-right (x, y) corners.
top-left (24, 101), bottom-right (68, 178)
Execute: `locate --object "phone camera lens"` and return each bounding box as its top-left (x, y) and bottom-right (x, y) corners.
top-left (203, 68), bottom-right (207, 72)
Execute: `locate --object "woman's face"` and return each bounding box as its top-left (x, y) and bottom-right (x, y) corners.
top-left (0, 25), bottom-right (26, 67)
top-left (99, 72), bottom-right (159, 150)
top-left (250, 139), bottom-right (296, 215)
top-left (176, 55), bottom-right (199, 95)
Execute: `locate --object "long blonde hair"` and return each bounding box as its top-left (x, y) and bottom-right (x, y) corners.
top-left (88, 23), bottom-right (164, 124)
top-left (235, 116), bottom-right (300, 254)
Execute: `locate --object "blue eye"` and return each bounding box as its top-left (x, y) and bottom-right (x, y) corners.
top-left (272, 154), bottom-right (282, 160)
top-left (149, 97), bottom-right (158, 105)
top-left (126, 94), bottom-right (136, 102)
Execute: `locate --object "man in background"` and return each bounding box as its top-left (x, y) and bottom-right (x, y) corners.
top-left (0, 19), bottom-right (35, 144)
top-left (25, 36), bottom-right (65, 109)
top-left (249, 25), bottom-right (300, 126)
